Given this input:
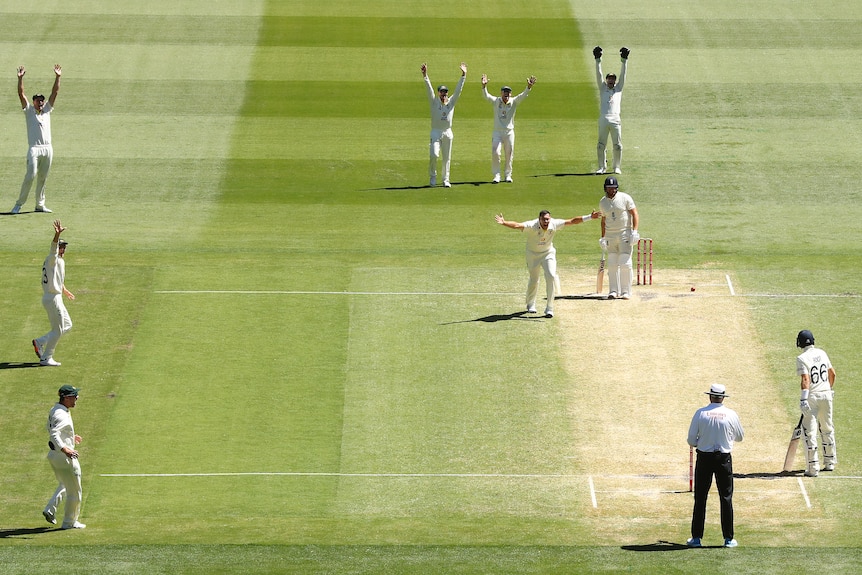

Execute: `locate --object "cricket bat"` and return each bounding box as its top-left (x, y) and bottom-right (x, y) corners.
top-left (596, 249), bottom-right (606, 293)
top-left (782, 415), bottom-right (804, 472)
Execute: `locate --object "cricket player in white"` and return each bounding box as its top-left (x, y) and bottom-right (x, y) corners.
top-left (593, 47), bottom-right (628, 175)
top-left (481, 74), bottom-right (536, 183)
top-left (496, 209), bottom-right (601, 317)
top-left (795, 330), bottom-right (837, 477)
top-left (44, 384), bottom-right (85, 529)
top-left (422, 62), bottom-right (466, 188)
top-left (11, 64), bottom-right (61, 214)
top-left (599, 176), bottom-right (639, 299)
top-left (32, 219), bottom-right (75, 367)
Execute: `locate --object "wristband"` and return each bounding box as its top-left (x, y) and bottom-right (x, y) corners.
top-left (800, 389), bottom-right (809, 401)
top-left (582, 214), bottom-right (591, 221)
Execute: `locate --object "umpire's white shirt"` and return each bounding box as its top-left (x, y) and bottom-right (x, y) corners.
top-left (687, 403), bottom-right (744, 453)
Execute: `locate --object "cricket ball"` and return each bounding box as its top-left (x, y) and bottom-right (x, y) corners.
top-left (690, 286), bottom-right (696, 292)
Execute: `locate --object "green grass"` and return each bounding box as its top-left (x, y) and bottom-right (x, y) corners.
top-left (1, 0), bottom-right (861, 572)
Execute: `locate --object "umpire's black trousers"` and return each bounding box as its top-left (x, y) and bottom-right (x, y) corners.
top-left (691, 450), bottom-right (734, 540)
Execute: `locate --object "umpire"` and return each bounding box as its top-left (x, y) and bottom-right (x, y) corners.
top-left (686, 384), bottom-right (745, 548)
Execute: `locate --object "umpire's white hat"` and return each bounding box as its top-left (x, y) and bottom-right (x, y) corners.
top-left (705, 384), bottom-right (729, 397)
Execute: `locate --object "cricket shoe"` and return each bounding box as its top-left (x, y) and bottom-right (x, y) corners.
top-left (505, 176), bottom-right (513, 183)
top-left (40, 358), bottom-right (61, 367)
top-left (32, 339), bottom-right (42, 359)
top-left (443, 180), bottom-right (451, 188)
top-left (607, 292), bottom-right (617, 300)
top-left (526, 306), bottom-right (537, 313)
top-left (42, 510), bottom-right (57, 525)
top-left (492, 175), bottom-right (501, 184)
top-left (10, 204), bottom-right (21, 214)
top-left (544, 309), bottom-right (554, 318)
top-left (619, 293), bottom-right (631, 300)
top-left (595, 167), bottom-right (606, 175)
top-left (686, 538), bottom-right (701, 548)
top-left (724, 539), bottom-right (738, 548)
top-left (61, 521), bottom-right (86, 529)
top-left (35, 206), bottom-right (53, 213)
top-left (613, 168), bottom-right (622, 174)
top-left (804, 470), bottom-right (818, 477)
top-left (823, 464), bottom-right (835, 471)
top-left (429, 176), bottom-right (436, 187)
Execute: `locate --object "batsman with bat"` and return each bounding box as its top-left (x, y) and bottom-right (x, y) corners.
top-left (795, 330), bottom-right (837, 477)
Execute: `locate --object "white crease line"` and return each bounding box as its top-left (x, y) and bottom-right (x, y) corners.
top-left (797, 477), bottom-right (812, 509)
top-left (589, 475), bottom-right (597, 508)
top-left (726, 274), bottom-right (735, 296)
top-left (99, 472), bottom-right (577, 478)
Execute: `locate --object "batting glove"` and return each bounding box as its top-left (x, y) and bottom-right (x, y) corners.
top-left (599, 237), bottom-right (609, 249)
top-left (620, 47), bottom-right (630, 59)
top-left (630, 230), bottom-right (640, 244)
top-left (800, 399), bottom-right (811, 412)
top-left (593, 46), bottom-right (602, 59)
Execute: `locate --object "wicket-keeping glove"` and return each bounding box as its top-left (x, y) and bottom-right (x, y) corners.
top-left (620, 47), bottom-right (630, 59)
top-left (593, 46), bottom-right (602, 59)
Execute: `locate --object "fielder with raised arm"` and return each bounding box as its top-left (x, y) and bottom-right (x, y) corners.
top-left (593, 46), bottom-right (628, 175)
top-left (422, 62), bottom-right (466, 188)
top-left (496, 209), bottom-right (601, 317)
top-left (481, 74), bottom-right (536, 183)
top-left (11, 64), bottom-right (62, 214)
top-left (32, 219), bottom-right (75, 366)
top-left (599, 176), bottom-right (639, 299)
top-left (795, 329), bottom-right (837, 477)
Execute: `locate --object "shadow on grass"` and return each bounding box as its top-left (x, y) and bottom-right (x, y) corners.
top-left (368, 180), bottom-right (504, 191)
top-left (441, 311), bottom-right (545, 325)
top-left (0, 361), bottom-right (42, 370)
top-left (555, 294), bottom-right (607, 301)
top-left (530, 172), bottom-right (601, 178)
top-left (621, 540), bottom-right (690, 552)
top-left (0, 527), bottom-right (55, 539)
top-left (736, 470), bottom-right (803, 479)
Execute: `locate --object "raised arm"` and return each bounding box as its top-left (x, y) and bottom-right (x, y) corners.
top-left (495, 213), bottom-right (525, 230)
top-left (562, 210), bottom-right (603, 226)
top-left (616, 50), bottom-right (628, 92)
top-left (17, 66), bottom-right (27, 108)
top-left (481, 74), bottom-right (495, 103)
top-left (48, 64), bottom-right (61, 107)
top-left (594, 46), bottom-right (604, 88)
top-left (421, 63), bottom-right (435, 101)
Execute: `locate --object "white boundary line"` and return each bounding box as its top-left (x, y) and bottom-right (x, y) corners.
top-left (588, 475), bottom-right (597, 508)
top-left (797, 477), bottom-right (812, 509)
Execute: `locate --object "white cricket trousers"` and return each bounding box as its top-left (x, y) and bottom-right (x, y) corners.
top-left (525, 248), bottom-right (556, 313)
top-left (17, 144), bottom-right (53, 209)
top-left (491, 129), bottom-right (515, 179)
top-left (597, 117), bottom-right (622, 172)
top-left (36, 293), bottom-right (72, 361)
top-left (45, 449), bottom-right (83, 527)
top-left (605, 232), bottom-right (633, 296)
top-left (429, 128), bottom-right (454, 182)
top-left (802, 391), bottom-right (837, 472)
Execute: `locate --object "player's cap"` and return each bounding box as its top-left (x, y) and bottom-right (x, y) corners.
top-left (603, 176), bottom-right (619, 188)
top-left (32, 93), bottom-right (45, 101)
top-left (58, 384), bottom-right (80, 398)
top-left (797, 330), bottom-right (815, 348)
top-left (705, 383), bottom-right (729, 398)
top-left (437, 85), bottom-right (448, 93)
top-left (500, 86), bottom-right (512, 93)
top-left (58, 239), bottom-right (68, 247)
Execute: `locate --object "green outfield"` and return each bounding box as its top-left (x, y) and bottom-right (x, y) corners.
top-left (1, 0), bottom-right (861, 573)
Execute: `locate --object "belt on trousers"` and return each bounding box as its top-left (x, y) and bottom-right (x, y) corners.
top-left (696, 449), bottom-right (728, 454)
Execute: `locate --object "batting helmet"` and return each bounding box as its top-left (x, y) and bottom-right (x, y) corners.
top-left (604, 176), bottom-right (619, 189)
top-left (796, 330), bottom-right (815, 348)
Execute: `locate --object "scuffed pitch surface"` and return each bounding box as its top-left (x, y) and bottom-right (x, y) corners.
top-left (557, 269), bottom-right (818, 545)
